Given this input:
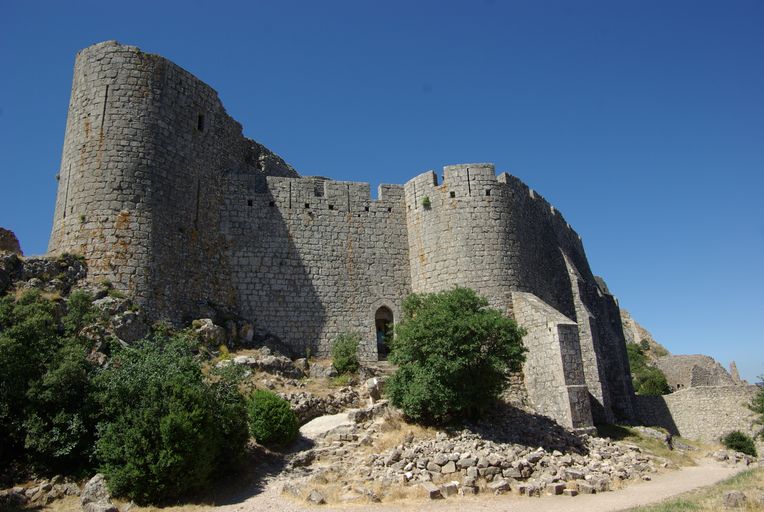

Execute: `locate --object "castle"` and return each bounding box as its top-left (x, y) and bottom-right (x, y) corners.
top-left (48, 41), bottom-right (636, 430)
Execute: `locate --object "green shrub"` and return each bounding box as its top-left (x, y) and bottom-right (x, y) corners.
top-left (626, 343), bottom-right (671, 396)
top-left (421, 196), bottom-right (431, 208)
top-left (63, 290), bottom-right (100, 335)
top-left (634, 366), bottom-right (671, 396)
top-left (247, 389), bottom-right (298, 447)
top-left (94, 335), bottom-right (248, 504)
top-left (0, 290), bottom-right (98, 471)
top-left (721, 430), bottom-right (757, 457)
top-left (23, 342), bottom-right (96, 472)
top-left (331, 331), bottom-right (360, 374)
top-left (386, 287), bottom-right (526, 424)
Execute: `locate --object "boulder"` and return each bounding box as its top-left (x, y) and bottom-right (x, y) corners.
top-left (420, 482), bottom-right (442, 499)
top-left (193, 319), bottom-right (227, 346)
top-left (111, 310), bottom-right (148, 343)
top-left (441, 460), bottom-right (457, 474)
top-left (487, 479), bottom-right (510, 494)
top-left (307, 489), bottom-right (326, 505)
top-left (722, 490), bottom-right (747, 508)
top-left (365, 377), bottom-right (382, 404)
top-left (441, 481), bottom-right (459, 496)
top-left (80, 474), bottom-right (110, 506)
top-left (310, 361), bottom-right (338, 378)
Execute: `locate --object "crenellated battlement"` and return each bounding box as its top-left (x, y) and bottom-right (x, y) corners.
top-left (245, 176), bottom-right (406, 214)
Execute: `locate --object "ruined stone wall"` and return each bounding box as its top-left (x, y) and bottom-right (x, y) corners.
top-left (654, 355), bottom-right (736, 391)
top-left (635, 385), bottom-right (759, 442)
top-left (48, 41), bottom-right (297, 322)
top-left (221, 176), bottom-right (411, 359)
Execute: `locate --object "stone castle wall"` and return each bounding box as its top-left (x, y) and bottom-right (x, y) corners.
top-left (48, 41), bottom-right (640, 429)
top-left (635, 385), bottom-right (759, 442)
top-left (222, 175), bottom-right (411, 359)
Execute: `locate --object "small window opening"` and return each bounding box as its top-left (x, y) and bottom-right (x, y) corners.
top-left (450, 191), bottom-right (456, 198)
top-left (328, 204), bottom-right (334, 210)
top-left (364, 206), bottom-right (369, 212)
top-left (387, 207), bottom-right (392, 212)
top-left (485, 189), bottom-right (491, 196)
top-left (197, 114), bottom-right (205, 132)
top-left (304, 203), bottom-right (310, 209)
top-left (269, 201), bottom-right (275, 207)
top-left (247, 199), bottom-right (253, 207)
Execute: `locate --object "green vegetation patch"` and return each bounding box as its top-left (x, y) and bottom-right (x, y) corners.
top-left (331, 331), bottom-right (360, 375)
top-left (627, 343), bottom-right (671, 395)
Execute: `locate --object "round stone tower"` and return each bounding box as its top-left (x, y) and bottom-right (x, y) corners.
top-left (404, 163), bottom-right (519, 311)
top-left (49, 41), bottom-right (158, 304)
top-left (49, 41), bottom-right (298, 321)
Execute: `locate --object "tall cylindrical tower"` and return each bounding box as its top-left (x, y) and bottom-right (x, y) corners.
top-left (49, 41), bottom-right (156, 304)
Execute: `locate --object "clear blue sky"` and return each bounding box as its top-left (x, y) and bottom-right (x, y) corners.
top-left (1, 1), bottom-right (762, 381)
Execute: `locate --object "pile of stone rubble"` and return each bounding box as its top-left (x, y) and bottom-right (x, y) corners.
top-left (281, 403), bottom-right (679, 503)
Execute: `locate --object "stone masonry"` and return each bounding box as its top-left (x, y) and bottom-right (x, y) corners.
top-left (47, 41), bottom-right (636, 429)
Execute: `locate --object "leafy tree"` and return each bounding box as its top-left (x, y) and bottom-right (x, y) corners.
top-left (385, 287), bottom-right (526, 424)
top-left (94, 334), bottom-right (248, 504)
top-left (331, 331), bottom-right (360, 375)
top-left (247, 389), bottom-right (298, 447)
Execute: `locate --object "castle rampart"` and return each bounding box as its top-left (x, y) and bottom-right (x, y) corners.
top-left (48, 41), bottom-right (638, 429)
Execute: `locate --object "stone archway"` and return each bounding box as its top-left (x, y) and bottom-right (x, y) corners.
top-left (374, 306), bottom-right (394, 360)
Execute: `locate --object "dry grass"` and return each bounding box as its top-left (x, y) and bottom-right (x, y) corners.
top-left (622, 466), bottom-right (764, 512)
top-left (361, 412), bottom-right (437, 455)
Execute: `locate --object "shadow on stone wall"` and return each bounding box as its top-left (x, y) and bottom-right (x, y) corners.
top-left (225, 182), bottom-right (327, 358)
top-left (634, 395), bottom-right (680, 436)
top-left (470, 401), bottom-right (589, 455)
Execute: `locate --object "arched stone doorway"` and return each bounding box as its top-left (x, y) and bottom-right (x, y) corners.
top-left (375, 306), bottom-right (394, 360)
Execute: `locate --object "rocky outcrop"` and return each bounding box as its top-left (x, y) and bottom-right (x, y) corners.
top-left (0, 252), bottom-right (87, 295)
top-left (620, 309), bottom-right (670, 361)
top-left (0, 227), bottom-right (22, 255)
top-left (281, 387), bottom-right (361, 424)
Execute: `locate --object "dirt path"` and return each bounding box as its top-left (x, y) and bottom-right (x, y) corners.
top-left (215, 459), bottom-right (748, 512)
